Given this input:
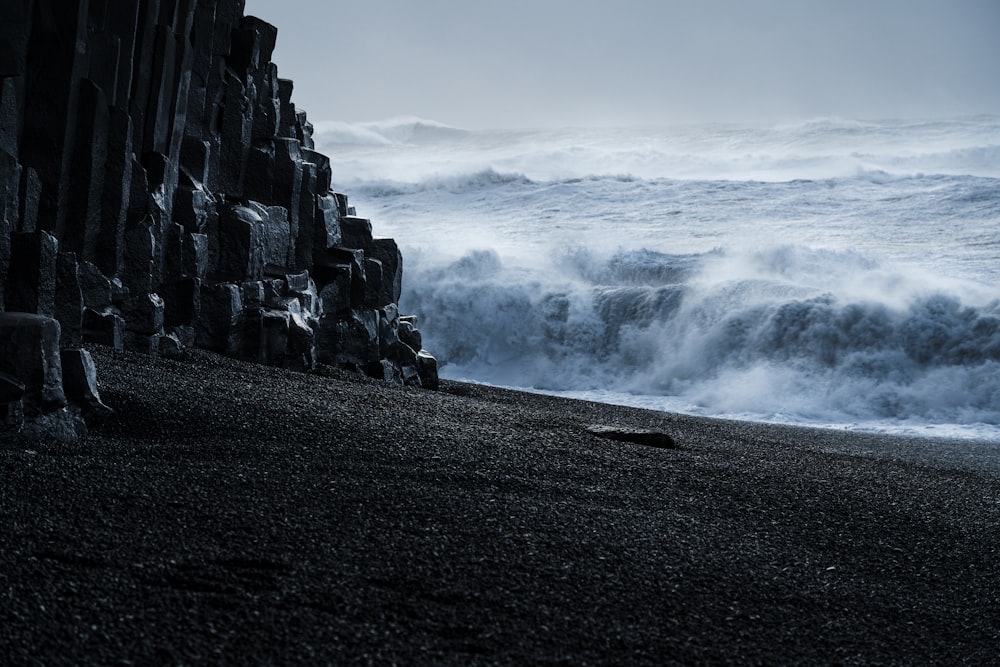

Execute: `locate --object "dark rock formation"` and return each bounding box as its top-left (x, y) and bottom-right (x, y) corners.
top-left (0, 0), bottom-right (436, 438)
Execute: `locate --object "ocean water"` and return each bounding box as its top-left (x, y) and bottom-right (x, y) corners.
top-left (316, 115), bottom-right (1000, 440)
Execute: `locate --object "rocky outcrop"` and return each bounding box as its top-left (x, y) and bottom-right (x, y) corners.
top-left (0, 0), bottom-right (437, 438)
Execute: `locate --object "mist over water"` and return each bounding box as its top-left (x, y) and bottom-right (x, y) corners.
top-left (319, 116), bottom-right (1000, 439)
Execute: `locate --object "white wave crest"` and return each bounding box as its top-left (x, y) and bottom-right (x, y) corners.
top-left (401, 245), bottom-right (1000, 434)
top-left (313, 116), bottom-right (466, 148)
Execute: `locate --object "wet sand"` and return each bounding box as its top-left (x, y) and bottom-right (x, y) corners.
top-left (2, 345), bottom-right (999, 664)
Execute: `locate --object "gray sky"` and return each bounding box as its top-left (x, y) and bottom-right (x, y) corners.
top-left (243, 0), bottom-right (1000, 129)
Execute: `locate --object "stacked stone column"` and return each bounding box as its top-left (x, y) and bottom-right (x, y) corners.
top-left (0, 0), bottom-right (437, 438)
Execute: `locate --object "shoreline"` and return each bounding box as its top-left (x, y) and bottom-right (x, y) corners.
top-left (450, 378), bottom-right (1000, 472)
top-left (2, 346), bottom-right (999, 663)
top-left (437, 371), bottom-right (1000, 477)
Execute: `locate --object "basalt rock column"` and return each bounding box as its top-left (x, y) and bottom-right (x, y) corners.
top-left (0, 0), bottom-right (437, 438)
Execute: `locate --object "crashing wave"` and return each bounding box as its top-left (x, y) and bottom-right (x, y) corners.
top-left (402, 245), bottom-right (1000, 428)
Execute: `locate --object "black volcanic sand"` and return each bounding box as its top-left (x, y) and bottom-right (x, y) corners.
top-left (2, 346), bottom-right (999, 664)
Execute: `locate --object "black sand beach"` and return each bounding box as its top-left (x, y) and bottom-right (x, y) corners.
top-left (2, 345), bottom-right (999, 664)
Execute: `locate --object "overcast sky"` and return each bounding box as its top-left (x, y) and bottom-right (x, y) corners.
top-left (242, 0), bottom-right (1000, 129)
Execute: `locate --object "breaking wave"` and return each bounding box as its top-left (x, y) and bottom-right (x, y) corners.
top-left (326, 114), bottom-right (1000, 438)
top-left (403, 245), bottom-right (1000, 433)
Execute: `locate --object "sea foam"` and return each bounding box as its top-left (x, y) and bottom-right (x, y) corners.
top-left (319, 116), bottom-right (1000, 439)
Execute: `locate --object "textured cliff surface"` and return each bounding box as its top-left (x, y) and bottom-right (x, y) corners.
top-left (0, 0), bottom-right (437, 438)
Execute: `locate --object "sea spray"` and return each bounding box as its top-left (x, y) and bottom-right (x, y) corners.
top-left (401, 245), bottom-right (1000, 427)
top-left (322, 116), bottom-right (1000, 438)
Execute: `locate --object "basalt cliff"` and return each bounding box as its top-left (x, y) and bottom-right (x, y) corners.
top-left (0, 0), bottom-right (437, 439)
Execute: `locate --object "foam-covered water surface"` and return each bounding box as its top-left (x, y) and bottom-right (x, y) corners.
top-left (320, 116), bottom-right (1000, 439)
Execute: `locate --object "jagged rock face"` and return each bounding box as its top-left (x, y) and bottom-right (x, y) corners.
top-left (0, 0), bottom-right (437, 436)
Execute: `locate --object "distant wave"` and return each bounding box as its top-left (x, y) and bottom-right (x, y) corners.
top-left (352, 168), bottom-right (535, 197)
top-left (877, 144), bottom-right (1000, 177)
top-left (345, 168), bottom-right (998, 208)
top-left (321, 115), bottom-right (1000, 183)
top-left (773, 114), bottom-right (1000, 140)
top-left (313, 116), bottom-right (466, 147)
